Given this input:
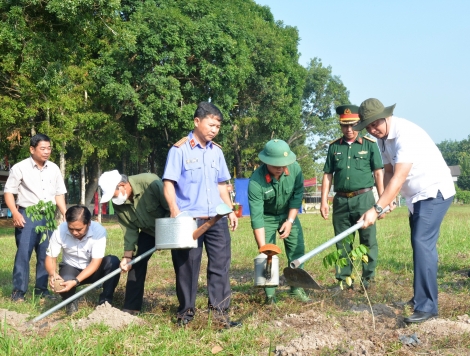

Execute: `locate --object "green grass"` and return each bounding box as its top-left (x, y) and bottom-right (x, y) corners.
top-left (0, 205), bottom-right (470, 355)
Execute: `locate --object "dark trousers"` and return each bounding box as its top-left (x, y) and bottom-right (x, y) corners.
top-left (59, 255), bottom-right (120, 304)
top-left (12, 208), bottom-right (48, 296)
top-left (123, 231), bottom-right (155, 311)
top-left (409, 191), bottom-right (453, 315)
top-left (263, 214), bottom-right (305, 296)
top-left (333, 191), bottom-right (378, 283)
top-left (171, 217), bottom-right (231, 320)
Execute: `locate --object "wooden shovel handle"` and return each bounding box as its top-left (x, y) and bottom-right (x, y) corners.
top-left (265, 255), bottom-right (273, 280)
top-left (192, 215), bottom-right (224, 240)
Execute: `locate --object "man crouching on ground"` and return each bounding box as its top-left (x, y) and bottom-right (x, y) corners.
top-left (45, 205), bottom-right (120, 315)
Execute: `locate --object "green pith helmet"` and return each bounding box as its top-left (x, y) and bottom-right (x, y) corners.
top-left (258, 139), bottom-right (296, 166)
top-left (336, 104), bottom-right (360, 125)
top-left (354, 98), bottom-right (396, 131)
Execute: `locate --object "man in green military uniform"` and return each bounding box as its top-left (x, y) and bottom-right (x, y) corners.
top-left (248, 139), bottom-right (310, 304)
top-left (98, 170), bottom-right (170, 314)
top-left (320, 105), bottom-right (384, 290)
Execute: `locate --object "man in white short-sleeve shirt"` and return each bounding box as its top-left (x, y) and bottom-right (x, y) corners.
top-left (354, 98), bottom-right (455, 324)
top-left (4, 133), bottom-right (67, 302)
top-left (45, 206), bottom-right (120, 315)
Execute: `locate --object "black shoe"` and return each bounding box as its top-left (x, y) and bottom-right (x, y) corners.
top-left (404, 311), bottom-right (437, 324)
top-left (34, 289), bottom-right (58, 301)
top-left (122, 309), bottom-right (139, 316)
top-left (65, 300), bottom-right (79, 316)
top-left (227, 320), bottom-right (242, 328)
top-left (212, 312), bottom-right (242, 329)
top-left (394, 298), bottom-right (414, 308)
top-left (176, 318), bottom-right (190, 327)
top-left (11, 291), bottom-right (25, 302)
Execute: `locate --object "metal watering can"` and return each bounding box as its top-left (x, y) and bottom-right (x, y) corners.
top-left (254, 244), bottom-right (281, 287)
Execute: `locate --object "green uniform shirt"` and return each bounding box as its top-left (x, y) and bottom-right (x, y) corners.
top-left (323, 134), bottom-right (383, 192)
top-left (114, 173), bottom-right (170, 251)
top-left (248, 162), bottom-right (304, 230)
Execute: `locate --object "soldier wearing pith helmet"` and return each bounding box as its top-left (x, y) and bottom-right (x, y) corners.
top-left (248, 139), bottom-right (311, 304)
top-left (320, 105), bottom-right (384, 291)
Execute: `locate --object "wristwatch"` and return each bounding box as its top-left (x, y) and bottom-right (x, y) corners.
top-left (373, 204), bottom-right (383, 214)
top-left (287, 218), bottom-right (295, 224)
top-left (73, 278), bottom-right (80, 287)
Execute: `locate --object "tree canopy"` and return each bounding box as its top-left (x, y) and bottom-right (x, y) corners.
top-left (438, 136), bottom-right (470, 191)
top-left (0, 0), bottom-right (353, 203)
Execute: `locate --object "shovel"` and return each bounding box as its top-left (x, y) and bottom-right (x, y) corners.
top-left (259, 243), bottom-right (281, 280)
top-left (192, 203), bottom-right (233, 240)
top-left (284, 206), bottom-right (390, 289)
top-left (28, 246), bottom-right (158, 325)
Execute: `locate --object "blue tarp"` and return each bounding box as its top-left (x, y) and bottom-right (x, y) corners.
top-left (234, 177), bottom-right (303, 216)
top-left (234, 178), bottom-right (250, 216)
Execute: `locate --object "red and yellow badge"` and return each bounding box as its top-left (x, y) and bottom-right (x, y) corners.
top-left (265, 173), bottom-right (272, 183)
top-left (189, 138), bottom-right (196, 148)
top-left (344, 108), bottom-right (351, 114)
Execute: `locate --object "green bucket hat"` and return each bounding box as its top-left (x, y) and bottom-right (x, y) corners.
top-left (354, 98), bottom-right (396, 131)
top-left (258, 139), bottom-right (296, 166)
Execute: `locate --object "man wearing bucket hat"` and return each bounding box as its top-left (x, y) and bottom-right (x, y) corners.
top-left (98, 170), bottom-right (170, 315)
top-left (162, 102), bottom-right (240, 328)
top-left (248, 139), bottom-right (311, 304)
top-left (320, 105), bottom-right (384, 291)
top-left (355, 98), bottom-right (455, 323)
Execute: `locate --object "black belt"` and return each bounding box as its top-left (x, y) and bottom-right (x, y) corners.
top-left (18, 206), bottom-right (27, 210)
top-left (195, 217), bottom-right (213, 221)
top-left (335, 187), bottom-right (373, 198)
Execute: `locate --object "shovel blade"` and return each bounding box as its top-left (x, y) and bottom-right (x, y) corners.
top-left (283, 267), bottom-right (322, 290)
top-left (216, 203), bottom-right (233, 216)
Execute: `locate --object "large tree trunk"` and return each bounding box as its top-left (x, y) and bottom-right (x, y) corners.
top-left (233, 133), bottom-right (241, 179)
top-left (122, 154), bottom-right (127, 175)
top-left (57, 143), bottom-right (66, 223)
top-left (84, 160), bottom-right (99, 206)
top-left (96, 160), bottom-right (101, 223)
top-left (80, 164), bottom-right (85, 205)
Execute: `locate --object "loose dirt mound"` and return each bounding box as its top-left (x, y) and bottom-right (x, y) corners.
top-left (273, 306), bottom-right (470, 356)
top-left (73, 302), bottom-right (144, 330)
top-left (0, 308), bottom-right (29, 328)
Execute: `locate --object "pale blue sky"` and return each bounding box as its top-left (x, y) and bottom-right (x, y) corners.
top-left (255, 0), bottom-right (470, 143)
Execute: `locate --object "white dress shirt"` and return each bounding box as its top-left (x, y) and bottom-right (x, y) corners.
top-left (47, 221), bottom-right (107, 269)
top-left (380, 117), bottom-right (455, 212)
top-left (4, 156), bottom-right (67, 207)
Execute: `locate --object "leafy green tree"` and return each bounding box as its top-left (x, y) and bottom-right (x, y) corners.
top-left (297, 58), bottom-right (350, 161)
top-left (437, 140), bottom-right (460, 166)
top-left (438, 136), bottom-right (470, 191)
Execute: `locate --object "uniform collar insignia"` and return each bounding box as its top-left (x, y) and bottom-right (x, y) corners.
top-left (265, 173), bottom-right (272, 183)
top-left (189, 138), bottom-right (196, 148)
top-left (284, 167), bottom-right (290, 175)
top-left (357, 136), bottom-right (363, 144)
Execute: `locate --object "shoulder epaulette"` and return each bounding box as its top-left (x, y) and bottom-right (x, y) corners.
top-left (173, 137), bottom-right (188, 147)
top-left (329, 137), bottom-right (341, 145)
top-left (363, 136), bottom-right (376, 142)
top-left (212, 141), bottom-right (222, 149)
